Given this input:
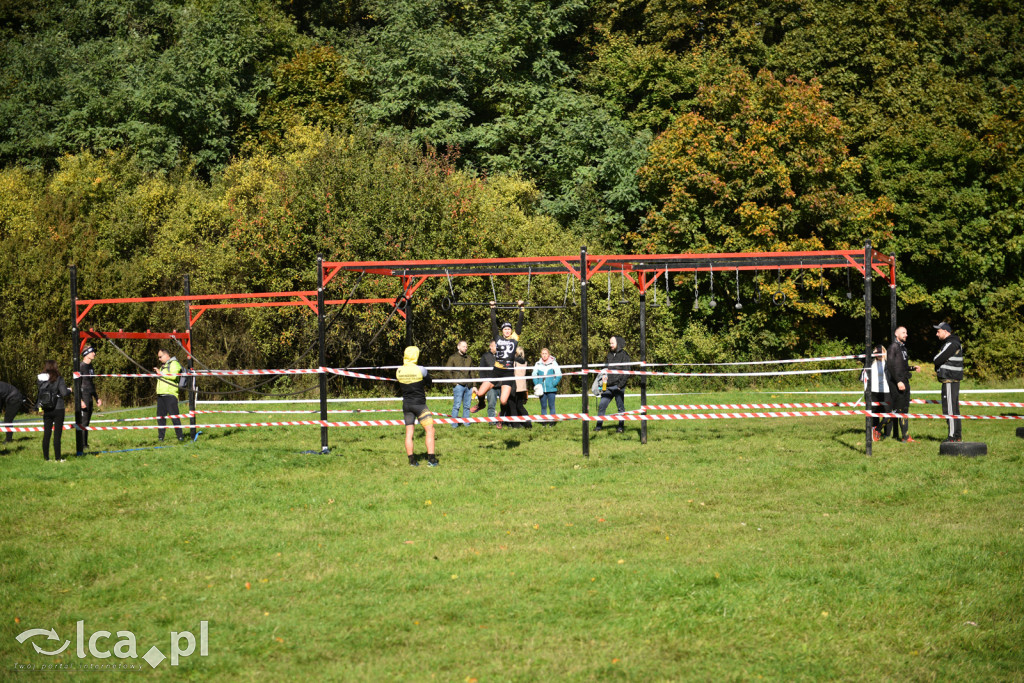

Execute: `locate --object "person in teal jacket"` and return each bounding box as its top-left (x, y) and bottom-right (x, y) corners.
top-left (154, 348), bottom-right (184, 442)
top-left (531, 348), bottom-right (561, 425)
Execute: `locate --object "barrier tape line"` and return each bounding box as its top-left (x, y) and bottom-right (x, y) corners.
top-left (76, 363), bottom-right (864, 382)
top-left (910, 399), bottom-right (1024, 408)
top-left (308, 354), bottom-right (875, 371)
top-left (6, 410), bottom-right (1022, 433)
top-left (551, 368), bottom-right (861, 379)
top-left (75, 367), bottom-right (394, 382)
top-left (647, 401), bottom-right (864, 411)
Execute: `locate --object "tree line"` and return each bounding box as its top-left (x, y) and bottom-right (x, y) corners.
top-left (1, 0), bottom-right (1021, 401)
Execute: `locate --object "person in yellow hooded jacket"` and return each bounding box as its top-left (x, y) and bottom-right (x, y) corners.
top-left (396, 346), bottom-right (438, 467)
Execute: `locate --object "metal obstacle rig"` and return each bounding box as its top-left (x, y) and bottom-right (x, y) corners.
top-left (323, 243), bottom-right (898, 457)
top-left (71, 246), bottom-right (898, 457)
top-left (70, 259), bottom-right (409, 454)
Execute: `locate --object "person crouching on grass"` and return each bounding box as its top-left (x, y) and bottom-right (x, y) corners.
top-left (397, 346), bottom-right (438, 467)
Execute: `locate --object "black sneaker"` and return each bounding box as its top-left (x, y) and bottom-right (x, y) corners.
top-left (616, 427), bottom-right (625, 434)
top-left (408, 460), bottom-right (419, 467)
top-left (427, 457), bottom-right (439, 467)
top-left (594, 425), bottom-right (603, 432)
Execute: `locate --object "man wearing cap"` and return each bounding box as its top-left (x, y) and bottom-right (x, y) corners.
top-left (397, 346), bottom-right (438, 466)
top-left (78, 345), bottom-right (102, 454)
top-left (933, 322), bottom-right (964, 443)
top-left (886, 326), bottom-right (919, 443)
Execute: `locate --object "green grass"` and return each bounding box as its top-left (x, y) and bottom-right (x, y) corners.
top-left (2, 391), bottom-right (1023, 681)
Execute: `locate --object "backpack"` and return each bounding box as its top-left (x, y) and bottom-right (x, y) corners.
top-left (37, 382), bottom-right (60, 411)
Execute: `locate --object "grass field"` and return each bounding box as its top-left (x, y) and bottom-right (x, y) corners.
top-left (2, 390), bottom-right (1023, 681)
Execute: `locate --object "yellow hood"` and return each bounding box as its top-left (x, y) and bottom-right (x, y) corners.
top-left (403, 346), bottom-right (420, 364)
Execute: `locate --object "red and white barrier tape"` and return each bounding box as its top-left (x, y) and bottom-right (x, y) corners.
top-left (75, 367), bottom-right (394, 382)
top-left (645, 401), bottom-right (866, 411)
top-left (9, 407), bottom-right (1020, 434)
top-left (909, 399), bottom-right (1024, 408)
top-left (868, 412), bottom-right (1024, 420)
top-left (555, 367), bottom-right (861, 379)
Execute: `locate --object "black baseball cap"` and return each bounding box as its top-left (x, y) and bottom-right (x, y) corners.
top-left (933, 322), bottom-right (953, 333)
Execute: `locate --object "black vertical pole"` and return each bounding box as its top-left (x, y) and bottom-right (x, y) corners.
top-left (317, 256), bottom-right (329, 454)
top-left (70, 266), bottom-right (83, 455)
top-left (890, 253), bottom-right (897, 342)
top-left (184, 274), bottom-right (196, 441)
top-left (864, 241), bottom-right (873, 457)
top-left (580, 247), bottom-right (589, 458)
top-left (639, 281), bottom-right (648, 445)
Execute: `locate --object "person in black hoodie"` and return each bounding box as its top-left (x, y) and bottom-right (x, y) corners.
top-left (597, 335), bottom-right (631, 433)
top-left (886, 326), bottom-right (919, 443)
top-left (36, 360), bottom-right (71, 462)
top-left (1, 381), bottom-right (26, 446)
top-left (78, 345), bottom-right (102, 453)
top-left (933, 322), bottom-right (964, 442)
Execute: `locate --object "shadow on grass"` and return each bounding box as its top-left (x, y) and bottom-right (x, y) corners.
top-left (831, 428), bottom-right (867, 454)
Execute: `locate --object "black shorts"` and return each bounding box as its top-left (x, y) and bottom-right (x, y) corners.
top-left (403, 403), bottom-right (432, 426)
top-left (491, 367), bottom-right (514, 386)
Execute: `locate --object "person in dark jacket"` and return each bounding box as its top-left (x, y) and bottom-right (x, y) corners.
top-left (933, 322), bottom-right (965, 442)
top-left (512, 347), bottom-right (531, 429)
top-left (476, 341), bottom-right (499, 420)
top-left (1, 381), bottom-right (26, 445)
top-left (397, 346), bottom-right (438, 467)
top-left (78, 345), bottom-right (102, 453)
top-left (597, 335), bottom-right (631, 433)
top-left (445, 340), bottom-right (474, 428)
top-left (886, 326), bottom-right (919, 443)
top-left (36, 360), bottom-right (71, 462)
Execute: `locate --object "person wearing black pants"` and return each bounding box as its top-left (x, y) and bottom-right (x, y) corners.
top-left (597, 335), bottom-right (631, 433)
top-left (886, 326), bottom-right (919, 443)
top-left (154, 348), bottom-right (184, 442)
top-left (78, 345), bottom-right (102, 453)
top-left (1, 381), bottom-right (26, 446)
top-left (933, 322), bottom-right (964, 442)
top-left (861, 344), bottom-right (892, 440)
top-left (36, 360), bottom-right (71, 462)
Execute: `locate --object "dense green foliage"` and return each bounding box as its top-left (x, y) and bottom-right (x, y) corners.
top-left (1, 0), bottom-right (1021, 400)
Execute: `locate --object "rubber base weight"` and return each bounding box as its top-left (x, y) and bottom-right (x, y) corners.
top-left (938, 442), bottom-right (987, 457)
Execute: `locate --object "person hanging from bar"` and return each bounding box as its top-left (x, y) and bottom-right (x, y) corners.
top-left (396, 345), bottom-right (438, 467)
top-left (469, 301), bottom-right (525, 428)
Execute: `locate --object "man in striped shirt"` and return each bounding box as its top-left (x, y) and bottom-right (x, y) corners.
top-left (933, 322), bottom-right (964, 443)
